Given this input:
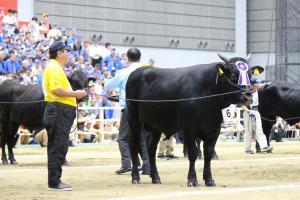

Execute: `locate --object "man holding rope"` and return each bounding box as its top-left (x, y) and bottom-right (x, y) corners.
top-left (242, 77), bottom-right (273, 154)
top-left (42, 40), bottom-right (86, 191)
top-left (104, 47), bottom-right (150, 175)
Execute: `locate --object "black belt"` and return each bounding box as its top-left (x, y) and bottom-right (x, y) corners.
top-left (250, 106), bottom-right (258, 110)
top-left (46, 102), bottom-right (76, 110)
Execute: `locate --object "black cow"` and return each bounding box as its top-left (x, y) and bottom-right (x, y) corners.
top-left (258, 81), bottom-right (300, 146)
top-left (126, 54), bottom-right (257, 187)
top-left (0, 70), bottom-right (87, 164)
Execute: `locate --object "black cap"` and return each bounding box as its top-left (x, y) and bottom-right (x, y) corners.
top-left (49, 40), bottom-right (71, 53)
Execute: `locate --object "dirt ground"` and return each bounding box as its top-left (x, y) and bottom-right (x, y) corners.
top-left (1, 141), bottom-right (300, 200)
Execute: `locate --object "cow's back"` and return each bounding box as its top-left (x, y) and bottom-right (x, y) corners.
top-left (259, 82), bottom-right (300, 125)
top-left (0, 80), bottom-right (45, 128)
top-left (126, 65), bottom-right (226, 135)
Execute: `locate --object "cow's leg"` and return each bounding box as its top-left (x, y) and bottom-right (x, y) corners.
top-left (195, 138), bottom-right (202, 159)
top-left (147, 131), bottom-right (162, 184)
top-left (1, 122), bottom-right (8, 165)
top-left (7, 123), bottom-right (18, 164)
top-left (1, 139), bottom-right (8, 165)
top-left (184, 134), bottom-right (198, 187)
top-left (129, 122), bottom-right (142, 184)
top-left (203, 138), bottom-right (218, 186)
top-left (127, 103), bottom-right (142, 184)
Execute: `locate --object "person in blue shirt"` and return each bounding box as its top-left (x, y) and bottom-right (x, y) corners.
top-left (104, 47), bottom-right (150, 175)
top-left (97, 92), bottom-right (114, 119)
top-left (102, 48), bottom-right (123, 75)
top-left (5, 50), bottom-right (22, 74)
top-left (0, 51), bottom-right (7, 74)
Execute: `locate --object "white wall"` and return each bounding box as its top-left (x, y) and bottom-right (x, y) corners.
top-left (114, 46), bottom-right (237, 68)
top-left (18, 0), bottom-right (33, 22)
top-left (249, 53), bottom-right (276, 79)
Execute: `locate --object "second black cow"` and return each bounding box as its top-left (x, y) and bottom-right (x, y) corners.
top-left (0, 70), bottom-right (87, 164)
top-left (258, 81), bottom-right (300, 145)
top-left (126, 54), bottom-right (258, 187)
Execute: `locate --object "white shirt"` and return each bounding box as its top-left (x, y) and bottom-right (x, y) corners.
top-left (250, 90), bottom-right (259, 107)
top-left (89, 44), bottom-right (103, 59)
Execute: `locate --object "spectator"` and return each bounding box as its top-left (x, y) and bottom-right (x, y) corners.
top-left (39, 13), bottom-right (52, 37)
top-left (80, 40), bottom-right (90, 62)
top-left (120, 53), bottom-right (128, 67)
top-left (0, 51), bottom-right (7, 74)
top-left (34, 129), bottom-right (48, 147)
top-left (88, 39), bottom-right (103, 67)
top-left (102, 42), bottom-right (112, 59)
top-left (157, 134), bottom-right (178, 160)
top-left (66, 29), bottom-right (76, 49)
top-left (102, 48), bottom-right (123, 75)
top-left (2, 9), bottom-right (17, 35)
top-left (5, 50), bottom-right (22, 74)
top-left (18, 126), bottom-right (31, 145)
top-left (47, 23), bottom-right (62, 42)
top-left (270, 116), bottom-right (287, 142)
top-left (78, 119), bottom-right (99, 143)
top-left (28, 17), bottom-right (40, 42)
top-left (97, 92), bottom-right (114, 119)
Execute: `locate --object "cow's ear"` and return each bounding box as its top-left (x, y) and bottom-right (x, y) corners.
top-left (251, 66), bottom-right (264, 75)
top-left (215, 63), bottom-right (225, 75)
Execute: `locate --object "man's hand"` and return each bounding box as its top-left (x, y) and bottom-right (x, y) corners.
top-left (74, 90), bottom-right (86, 99)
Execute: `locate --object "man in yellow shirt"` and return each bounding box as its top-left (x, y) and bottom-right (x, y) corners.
top-left (42, 40), bottom-right (86, 191)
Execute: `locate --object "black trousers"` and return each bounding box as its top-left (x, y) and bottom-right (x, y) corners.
top-left (118, 109), bottom-right (149, 171)
top-left (43, 102), bottom-right (76, 186)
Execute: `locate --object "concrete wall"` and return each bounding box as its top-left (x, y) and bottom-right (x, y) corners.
top-left (34, 0), bottom-right (236, 52)
top-left (33, 0), bottom-right (248, 68)
top-left (247, 0), bottom-right (276, 79)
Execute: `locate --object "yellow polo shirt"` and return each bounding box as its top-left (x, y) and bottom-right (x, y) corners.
top-left (42, 59), bottom-right (76, 107)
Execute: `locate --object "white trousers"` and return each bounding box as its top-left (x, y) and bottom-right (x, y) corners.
top-left (243, 110), bottom-right (268, 151)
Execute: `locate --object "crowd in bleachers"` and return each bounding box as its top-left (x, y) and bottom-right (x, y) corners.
top-left (1, 11), bottom-right (143, 144)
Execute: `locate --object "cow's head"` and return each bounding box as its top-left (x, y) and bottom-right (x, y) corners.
top-left (216, 54), bottom-right (262, 104)
top-left (69, 69), bottom-right (87, 91)
top-left (216, 53), bottom-right (252, 88)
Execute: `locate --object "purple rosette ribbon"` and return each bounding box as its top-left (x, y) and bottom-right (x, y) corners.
top-left (235, 61), bottom-right (250, 86)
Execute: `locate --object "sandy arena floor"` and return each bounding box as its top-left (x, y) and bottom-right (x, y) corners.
top-left (1, 141), bottom-right (300, 200)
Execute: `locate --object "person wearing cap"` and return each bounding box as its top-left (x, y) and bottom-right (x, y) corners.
top-left (42, 40), bottom-right (86, 191)
top-left (40, 13), bottom-right (52, 37)
top-left (104, 47), bottom-right (150, 175)
top-left (242, 76), bottom-right (273, 154)
top-left (102, 48), bottom-right (123, 75)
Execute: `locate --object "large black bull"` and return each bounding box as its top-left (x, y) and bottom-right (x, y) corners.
top-left (126, 54), bottom-right (257, 187)
top-left (0, 70), bottom-right (87, 164)
top-left (258, 81), bottom-right (300, 145)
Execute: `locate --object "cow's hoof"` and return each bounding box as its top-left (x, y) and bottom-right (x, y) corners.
top-left (205, 179), bottom-right (216, 186)
top-left (131, 179), bottom-right (140, 184)
top-left (10, 160), bottom-right (17, 165)
top-left (212, 154), bottom-right (219, 160)
top-left (2, 160), bottom-right (8, 165)
top-left (187, 181), bottom-right (199, 187)
top-left (152, 179), bottom-right (161, 184)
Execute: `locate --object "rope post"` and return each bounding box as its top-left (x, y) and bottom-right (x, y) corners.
top-left (99, 107), bottom-right (104, 143)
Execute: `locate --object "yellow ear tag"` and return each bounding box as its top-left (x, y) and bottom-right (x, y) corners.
top-left (254, 68), bottom-right (259, 75)
top-left (218, 68), bottom-right (224, 75)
